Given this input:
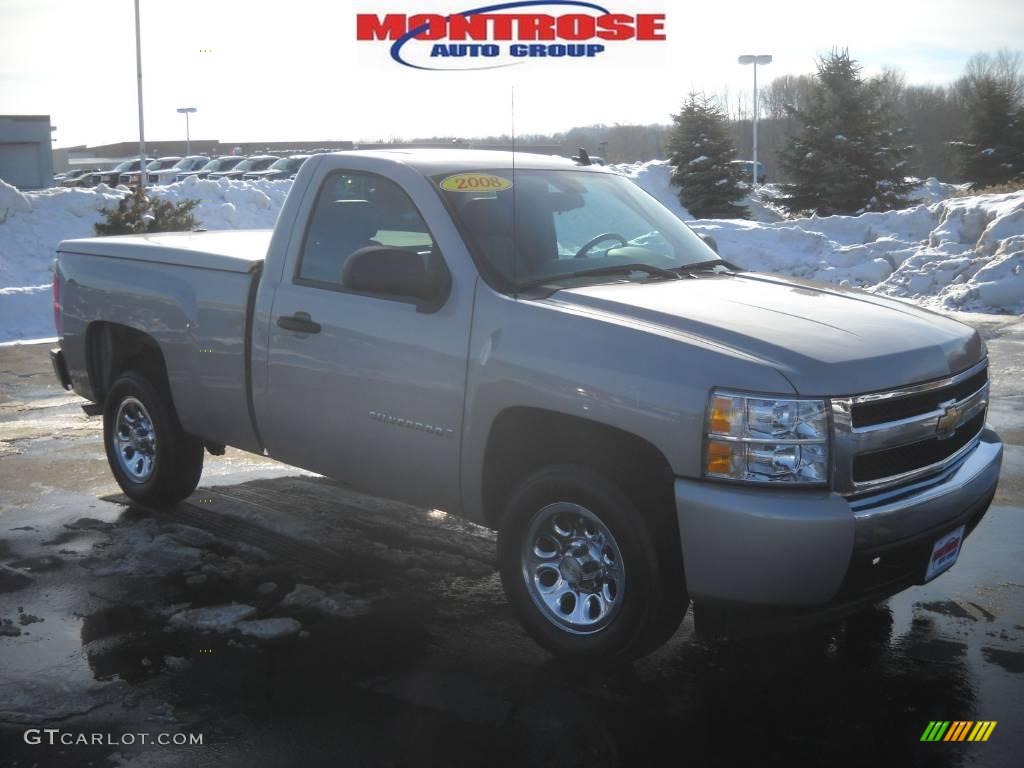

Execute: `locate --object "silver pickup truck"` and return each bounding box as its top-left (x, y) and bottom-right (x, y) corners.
top-left (50, 150), bottom-right (1003, 660)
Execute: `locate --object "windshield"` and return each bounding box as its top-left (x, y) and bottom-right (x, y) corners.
top-left (201, 157), bottom-right (240, 172)
top-left (270, 157), bottom-right (305, 171)
top-left (435, 169), bottom-right (719, 289)
top-left (237, 157), bottom-right (278, 172)
top-left (173, 157), bottom-right (205, 170)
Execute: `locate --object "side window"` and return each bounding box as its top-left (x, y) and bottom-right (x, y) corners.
top-left (297, 171), bottom-right (436, 288)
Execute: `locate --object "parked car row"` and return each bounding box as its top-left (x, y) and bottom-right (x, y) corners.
top-left (149, 156), bottom-right (208, 185)
top-left (208, 155), bottom-right (279, 180)
top-left (120, 156), bottom-right (182, 186)
top-left (243, 155), bottom-right (310, 181)
top-left (56, 154), bottom-right (311, 188)
top-left (174, 155), bottom-right (244, 182)
top-left (53, 168), bottom-right (101, 187)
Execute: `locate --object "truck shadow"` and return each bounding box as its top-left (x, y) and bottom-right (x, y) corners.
top-left (72, 474), bottom-right (975, 767)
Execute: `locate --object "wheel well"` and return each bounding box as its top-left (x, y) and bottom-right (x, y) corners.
top-left (85, 322), bottom-right (170, 403)
top-left (481, 408), bottom-right (676, 531)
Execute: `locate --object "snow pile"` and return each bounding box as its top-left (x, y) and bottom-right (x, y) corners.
top-left (0, 178), bottom-right (289, 342)
top-left (909, 177), bottom-right (971, 205)
top-left (609, 160), bottom-right (693, 221)
top-left (0, 178), bottom-right (31, 221)
top-left (607, 161), bottom-right (1021, 314)
top-left (740, 183), bottom-right (786, 223)
top-left (691, 191), bottom-right (1024, 313)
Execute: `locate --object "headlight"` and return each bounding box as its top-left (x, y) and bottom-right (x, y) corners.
top-left (704, 391), bottom-right (829, 485)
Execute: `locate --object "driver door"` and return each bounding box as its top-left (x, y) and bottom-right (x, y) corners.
top-left (259, 169), bottom-right (471, 512)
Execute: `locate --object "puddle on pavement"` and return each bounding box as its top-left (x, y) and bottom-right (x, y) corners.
top-left (1, 478), bottom-right (1021, 766)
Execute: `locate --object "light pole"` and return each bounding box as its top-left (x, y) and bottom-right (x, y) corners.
top-left (738, 54), bottom-right (772, 188)
top-left (134, 0), bottom-right (146, 189)
top-left (177, 107), bottom-right (197, 156)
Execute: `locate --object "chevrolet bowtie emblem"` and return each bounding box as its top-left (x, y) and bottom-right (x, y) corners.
top-left (936, 401), bottom-right (961, 438)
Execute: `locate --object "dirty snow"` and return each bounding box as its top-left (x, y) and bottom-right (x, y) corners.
top-left (169, 603), bottom-right (258, 632)
top-left (236, 617), bottom-right (303, 640)
top-left (281, 583), bottom-right (371, 618)
top-left (0, 165), bottom-right (1020, 344)
top-left (84, 518), bottom-right (206, 577)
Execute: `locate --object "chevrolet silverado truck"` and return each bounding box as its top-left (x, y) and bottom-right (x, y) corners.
top-left (50, 150), bottom-right (1003, 660)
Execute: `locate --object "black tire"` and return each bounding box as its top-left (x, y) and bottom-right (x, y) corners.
top-left (103, 369), bottom-right (204, 504)
top-left (497, 464), bottom-right (687, 662)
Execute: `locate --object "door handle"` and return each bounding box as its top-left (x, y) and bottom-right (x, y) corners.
top-left (277, 312), bottom-right (321, 334)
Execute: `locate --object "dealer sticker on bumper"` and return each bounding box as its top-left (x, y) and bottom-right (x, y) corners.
top-left (925, 525), bottom-right (965, 581)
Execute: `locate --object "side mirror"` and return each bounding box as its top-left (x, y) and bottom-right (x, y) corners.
top-left (341, 246), bottom-right (451, 312)
top-left (698, 233), bottom-right (719, 254)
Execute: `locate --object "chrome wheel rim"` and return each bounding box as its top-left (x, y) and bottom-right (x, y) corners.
top-left (113, 397), bottom-right (157, 483)
top-left (521, 502), bottom-right (625, 635)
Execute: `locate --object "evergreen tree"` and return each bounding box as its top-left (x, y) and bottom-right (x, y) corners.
top-left (953, 77), bottom-right (1024, 186)
top-left (95, 185), bottom-right (199, 236)
top-left (667, 94), bottom-right (748, 219)
top-left (776, 50), bottom-right (917, 216)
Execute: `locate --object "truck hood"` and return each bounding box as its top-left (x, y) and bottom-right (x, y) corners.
top-left (544, 272), bottom-right (985, 395)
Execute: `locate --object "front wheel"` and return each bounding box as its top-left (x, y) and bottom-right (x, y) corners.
top-left (497, 464), bottom-right (687, 662)
top-left (103, 370), bottom-right (204, 504)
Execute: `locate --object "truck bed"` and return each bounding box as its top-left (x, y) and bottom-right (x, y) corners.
top-left (56, 230), bottom-right (270, 454)
top-left (59, 229), bottom-right (272, 273)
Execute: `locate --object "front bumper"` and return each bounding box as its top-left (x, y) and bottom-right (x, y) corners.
top-left (675, 428), bottom-right (1003, 608)
top-left (50, 348), bottom-right (72, 390)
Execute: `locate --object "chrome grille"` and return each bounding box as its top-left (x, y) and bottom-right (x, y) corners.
top-left (831, 360), bottom-right (988, 496)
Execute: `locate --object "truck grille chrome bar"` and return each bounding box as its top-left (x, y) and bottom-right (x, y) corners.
top-left (831, 360), bottom-right (989, 496)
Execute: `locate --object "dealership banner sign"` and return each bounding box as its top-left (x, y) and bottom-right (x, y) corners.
top-left (355, 0), bottom-right (666, 70)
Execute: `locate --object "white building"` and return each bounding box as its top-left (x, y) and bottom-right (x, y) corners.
top-left (0, 115), bottom-right (54, 190)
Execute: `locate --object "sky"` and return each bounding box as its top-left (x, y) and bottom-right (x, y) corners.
top-left (2, 0), bottom-right (1023, 149)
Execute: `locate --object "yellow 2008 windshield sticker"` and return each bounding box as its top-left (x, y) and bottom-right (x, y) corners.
top-left (440, 173), bottom-right (513, 192)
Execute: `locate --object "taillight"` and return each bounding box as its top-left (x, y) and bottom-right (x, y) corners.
top-left (52, 273), bottom-right (61, 336)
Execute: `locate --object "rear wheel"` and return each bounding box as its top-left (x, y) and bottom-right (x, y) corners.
top-left (498, 464), bottom-right (687, 662)
top-left (103, 370), bottom-right (204, 504)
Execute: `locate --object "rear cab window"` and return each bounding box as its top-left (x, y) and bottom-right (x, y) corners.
top-left (296, 171), bottom-right (436, 290)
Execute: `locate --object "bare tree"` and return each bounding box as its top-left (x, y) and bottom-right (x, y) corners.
top-left (961, 50), bottom-right (1024, 105)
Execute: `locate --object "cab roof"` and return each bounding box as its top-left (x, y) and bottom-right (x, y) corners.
top-left (324, 148), bottom-right (607, 175)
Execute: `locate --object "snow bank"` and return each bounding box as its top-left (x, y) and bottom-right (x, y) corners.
top-left (0, 179), bottom-right (31, 221)
top-left (740, 184), bottom-right (787, 223)
top-left (609, 160), bottom-right (693, 221)
top-left (691, 192), bottom-right (1024, 314)
top-left (0, 178), bottom-right (289, 342)
top-left (608, 161), bottom-right (1022, 315)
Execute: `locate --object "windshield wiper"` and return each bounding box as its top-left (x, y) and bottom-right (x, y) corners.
top-left (678, 259), bottom-right (730, 273)
top-left (517, 263), bottom-right (681, 292)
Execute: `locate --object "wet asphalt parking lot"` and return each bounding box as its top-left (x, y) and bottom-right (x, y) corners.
top-left (0, 316), bottom-right (1022, 768)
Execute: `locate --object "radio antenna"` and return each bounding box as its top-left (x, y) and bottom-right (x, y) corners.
top-left (510, 85), bottom-right (518, 298)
